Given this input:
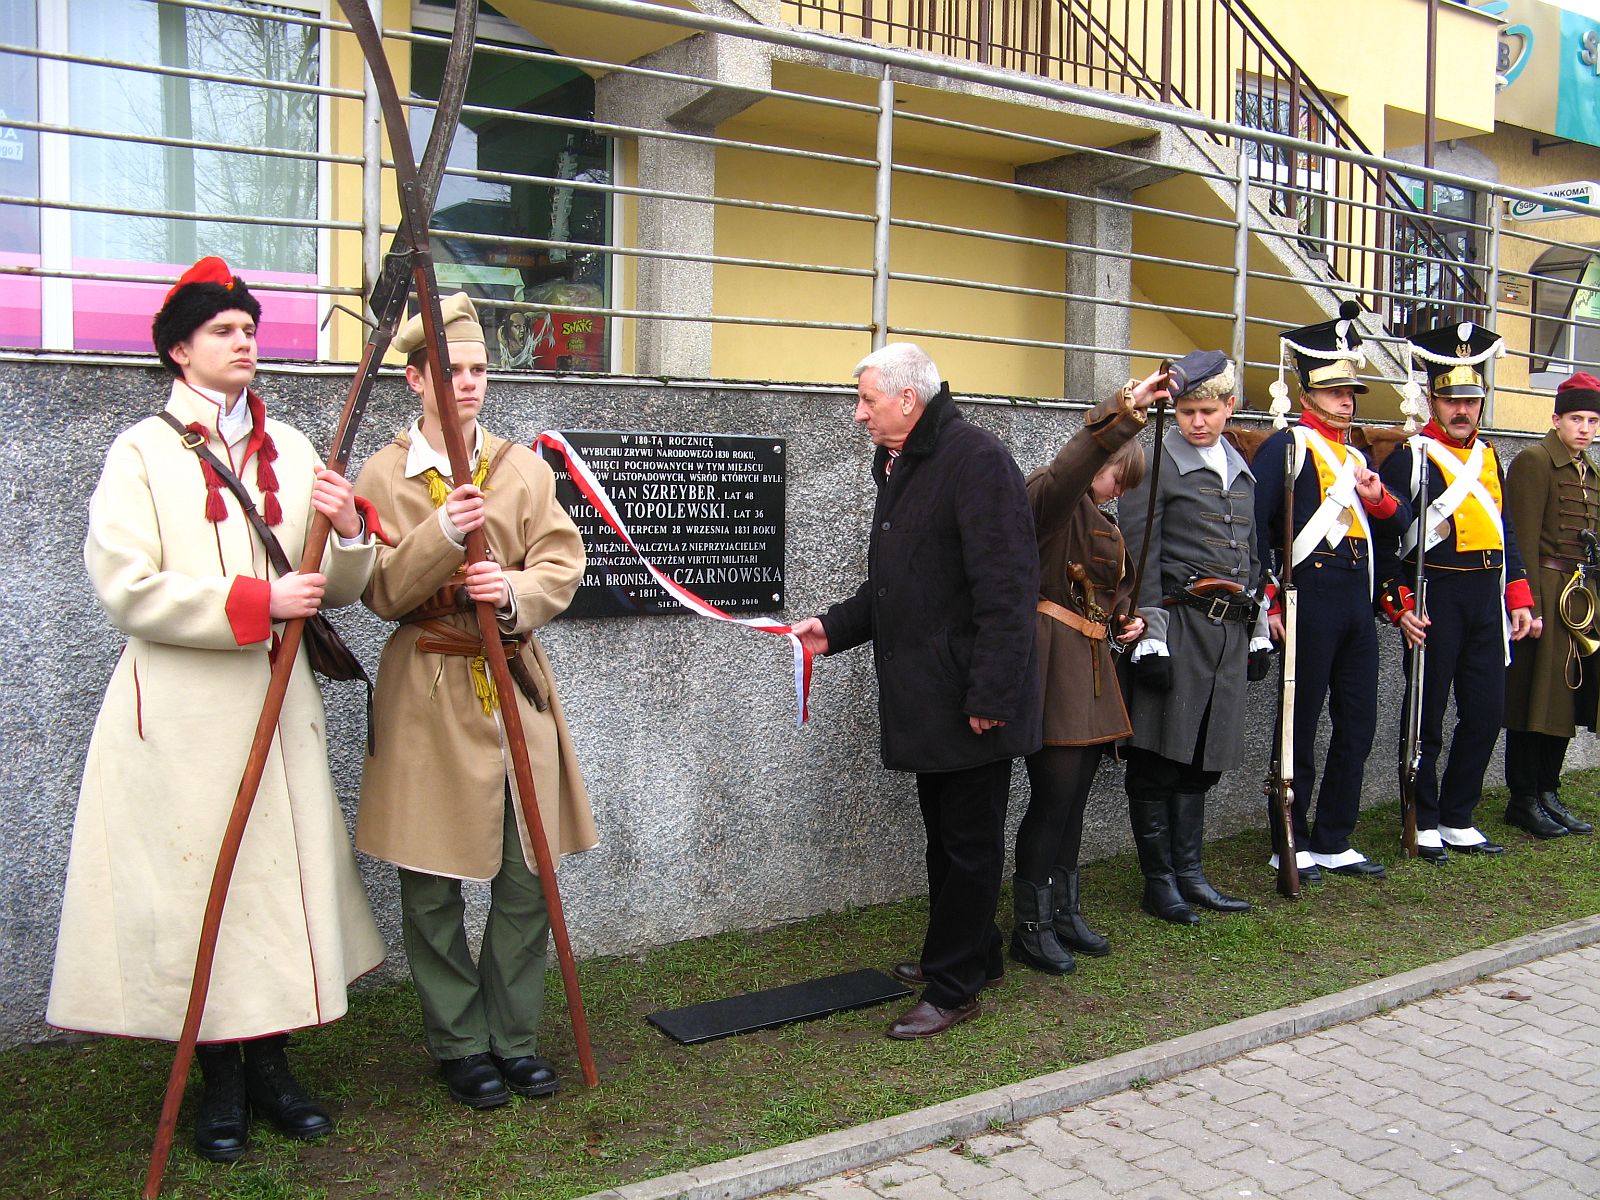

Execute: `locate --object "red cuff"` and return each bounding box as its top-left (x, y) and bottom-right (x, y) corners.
top-left (1264, 580), bottom-right (1281, 619)
top-left (1363, 488), bottom-right (1399, 519)
top-left (1506, 578), bottom-right (1534, 614)
top-left (1380, 584), bottom-right (1415, 625)
top-left (226, 575), bottom-right (272, 646)
top-left (353, 495), bottom-right (391, 546)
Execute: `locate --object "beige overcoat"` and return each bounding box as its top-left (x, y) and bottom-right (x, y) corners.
top-left (48, 382), bottom-right (384, 1043)
top-left (353, 429), bottom-right (598, 880)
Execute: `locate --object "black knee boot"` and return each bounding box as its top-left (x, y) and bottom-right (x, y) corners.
top-left (1009, 878), bottom-right (1076, 974)
top-left (194, 1042), bottom-right (250, 1162)
top-left (1053, 866), bottom-right (1110, 956)
top-left (1128, 794), bottom-right (1199, 925)
top-left (242, 1035), bottom-right (333, 1141)
top-left (1171, 792), bottom-right (1250, 913)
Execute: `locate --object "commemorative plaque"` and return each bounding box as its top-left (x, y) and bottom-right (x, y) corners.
top-left (543, 430), bottom-right (786, 618)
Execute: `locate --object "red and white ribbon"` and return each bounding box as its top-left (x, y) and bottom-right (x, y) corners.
top-left (534, 431), bottom-right (812, 724)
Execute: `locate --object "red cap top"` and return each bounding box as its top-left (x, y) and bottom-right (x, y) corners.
top-left (163, 256), bottom-right (236, 305)
top-left (1560, 372), bottom-right (1600, 393)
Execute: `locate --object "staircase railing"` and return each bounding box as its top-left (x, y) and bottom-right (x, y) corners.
top-left (782, 0), bottom-right (1485, 336)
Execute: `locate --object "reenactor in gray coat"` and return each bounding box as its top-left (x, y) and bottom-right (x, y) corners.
top-left (1120, 352), bottom-right (1272, 924)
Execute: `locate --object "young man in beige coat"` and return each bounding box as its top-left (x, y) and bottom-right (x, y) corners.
top-left (354, 294), bottom-right (598, 1108)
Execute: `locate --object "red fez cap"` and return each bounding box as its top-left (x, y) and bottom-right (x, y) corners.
top-left (164, 255), bottom-right (236, 305)
top-left (1556, 372), bottom-right (1600, 416)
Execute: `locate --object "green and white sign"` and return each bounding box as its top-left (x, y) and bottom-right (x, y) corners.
top-left (1505, 180), bottom-right (1600, 222)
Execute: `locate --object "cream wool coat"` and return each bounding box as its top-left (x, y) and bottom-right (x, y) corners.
top-left (48, 382), bottom-right (385, 1043)
top-left (354, 430), bottom-right (598, 881)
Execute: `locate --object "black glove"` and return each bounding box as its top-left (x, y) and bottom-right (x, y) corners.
top-left (1135, 653), bottom-right (1173, 692)
top-left (1248, 647), bottom-right (1273, 682)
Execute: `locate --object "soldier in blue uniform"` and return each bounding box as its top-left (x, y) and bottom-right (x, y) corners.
top-left (1253, 303), bottom-right (1408, 883)
top-left (1378, 322), bottom-right (1535, 861)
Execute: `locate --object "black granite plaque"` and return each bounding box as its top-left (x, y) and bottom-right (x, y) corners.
top-left (543, 430), bottom-right (786, 618)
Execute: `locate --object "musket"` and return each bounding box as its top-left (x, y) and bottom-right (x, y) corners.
top-left (1398, 437), bottom-right (1431, 859)
top-left (1127, 361), bottom-right (1171, 613)
top-left (1265, 437), bottom-right (1301, 900)
top-left (141, 6), bottom-right (480, 1197)
top-left (336, 0), bottom-right (598, 1095)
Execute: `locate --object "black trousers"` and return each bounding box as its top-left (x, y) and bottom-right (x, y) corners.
top-left (915, 758), bottom-right (1010, 1008)
top-left (1017, 744), bottom-right (1106, 885)
top-left (1290, 559), bottom-right (1380, 855)
top-left (1402, 569), bottom-right (1506, 831)
top-left (1505, 729), bottom-right (1570, 796)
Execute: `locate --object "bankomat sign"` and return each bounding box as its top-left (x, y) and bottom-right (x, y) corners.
top-left (1505, 180), bottom-right (1600, 222)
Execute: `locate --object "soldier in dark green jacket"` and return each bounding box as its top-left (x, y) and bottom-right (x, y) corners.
top-left (1503, 373), bottom-right (1600, 839)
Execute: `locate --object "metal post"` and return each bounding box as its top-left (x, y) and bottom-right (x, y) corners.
top-left (362, 0), bottom-right (385, 317)
top-left (1232, 145), bottom-right (1250, 384)
top-left (1424, 0), bottom-right (1437, 217)
top-left (871, 67), bottom-right (893, 350)
top-left (1485, 194), bottom-right (1502, 426)
top-left (1160, 0), bottom-right (1174, 104)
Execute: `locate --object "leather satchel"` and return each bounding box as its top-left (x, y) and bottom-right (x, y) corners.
top-left (159, 413), bottom-right (374, 742)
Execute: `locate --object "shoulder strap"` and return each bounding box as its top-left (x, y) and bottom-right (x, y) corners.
top-left (159, 411), bottom-right (295, 579)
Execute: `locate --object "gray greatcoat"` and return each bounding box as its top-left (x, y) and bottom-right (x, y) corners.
top-left (1120, 426), bottom-right (1268, 771)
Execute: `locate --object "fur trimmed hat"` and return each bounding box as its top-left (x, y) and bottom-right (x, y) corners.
top-left (1556, 372), bottom-right (1600, 416)
top-left (152, 256), bottom-right (261, 377)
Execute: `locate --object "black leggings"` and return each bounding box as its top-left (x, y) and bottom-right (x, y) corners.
top-left (1016, 744), bottom-right (1106, 885)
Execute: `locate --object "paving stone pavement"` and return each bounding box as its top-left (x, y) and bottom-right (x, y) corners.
top-left (778, 943), bottom-right (1600, 1200)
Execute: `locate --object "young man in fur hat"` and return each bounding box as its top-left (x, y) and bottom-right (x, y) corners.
top-left (354, 294), bottom-right (598, 1108)
top-left (1378, 321), bottom-right (1534, 861)
top-left (1119, 351), bottom-right (1271, 924)
top-left (48, 256), bottom-right (384, 1162)
top-left (1501, 373), bottom-right (1600, 839)
top-left (1252, 303), bottom-right (1408, 883)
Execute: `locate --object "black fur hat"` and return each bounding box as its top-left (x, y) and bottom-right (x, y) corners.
top-left (151, 256), bottom-right (262, 377)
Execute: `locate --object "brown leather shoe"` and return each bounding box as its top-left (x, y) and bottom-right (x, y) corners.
top-left (886, 997), bottom-right (980, 1040)
top-left (891, 962), bottom-right (1002, 989)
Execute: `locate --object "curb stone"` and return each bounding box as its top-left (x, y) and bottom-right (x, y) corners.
top-left (577, 912), bottom-right (1600, 1200)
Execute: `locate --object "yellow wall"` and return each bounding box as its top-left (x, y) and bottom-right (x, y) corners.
top-left (1463, 124), bottom-right (1600, 430)
top-left (712, 131), bottom-right (1068, 396)
top-left (1246, 0), bottom-right (1499, 152)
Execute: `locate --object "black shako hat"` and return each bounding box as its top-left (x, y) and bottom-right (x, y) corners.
top-left (1407, 320), bottom-right (1504, 401)
top-left (152, 255), bottom-right (262, 377)
top-left (1278, 301), bottom-right (1369, 397)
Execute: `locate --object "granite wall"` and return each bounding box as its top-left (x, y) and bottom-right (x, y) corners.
top-left (0, 359), bottom-right (1587, 1046)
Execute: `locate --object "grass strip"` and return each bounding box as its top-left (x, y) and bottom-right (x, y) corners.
top-left (6, 775), bottom-right (1600, 1199)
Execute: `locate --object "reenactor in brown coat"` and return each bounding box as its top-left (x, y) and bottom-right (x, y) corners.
top-left (1502, 373), bottom-right (1600, 838)
top-left (1011, 368), bottom-right (1167, 972)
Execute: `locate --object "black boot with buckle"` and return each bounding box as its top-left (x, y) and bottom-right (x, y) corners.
top-left (194, 1042), bottom-right (250, 1162)
top-left (242, 1034), bottom-right (333, 1141)
top-left (1009, 878), bottom-right (1076, 974)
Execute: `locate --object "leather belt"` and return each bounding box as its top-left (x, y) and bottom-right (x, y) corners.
top-left (1163, 579), bottom-right (1259, 625)
top-left (1036, 597), bottom-right (1107, 640)
top-left (1542, 555), bottom-right (1581, 574)
top-left (409, 618), bottom-right (549, 712)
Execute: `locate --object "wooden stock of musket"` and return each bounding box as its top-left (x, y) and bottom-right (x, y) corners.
top-left (1268, 438), bottom-right (1301, 901)
top-left (335, 0), bottom-right (598, 1091)
top-left (1399, 439), bottom-right (1430, 859)
top-left (141, 6), bottom-right (480, 1196)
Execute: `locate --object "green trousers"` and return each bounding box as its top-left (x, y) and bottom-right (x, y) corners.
top-left (398, 795), bottom-right (550, 1059)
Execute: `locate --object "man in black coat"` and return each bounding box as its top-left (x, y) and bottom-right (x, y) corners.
top-left (794, 342), bottom-right (1041, 1039)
